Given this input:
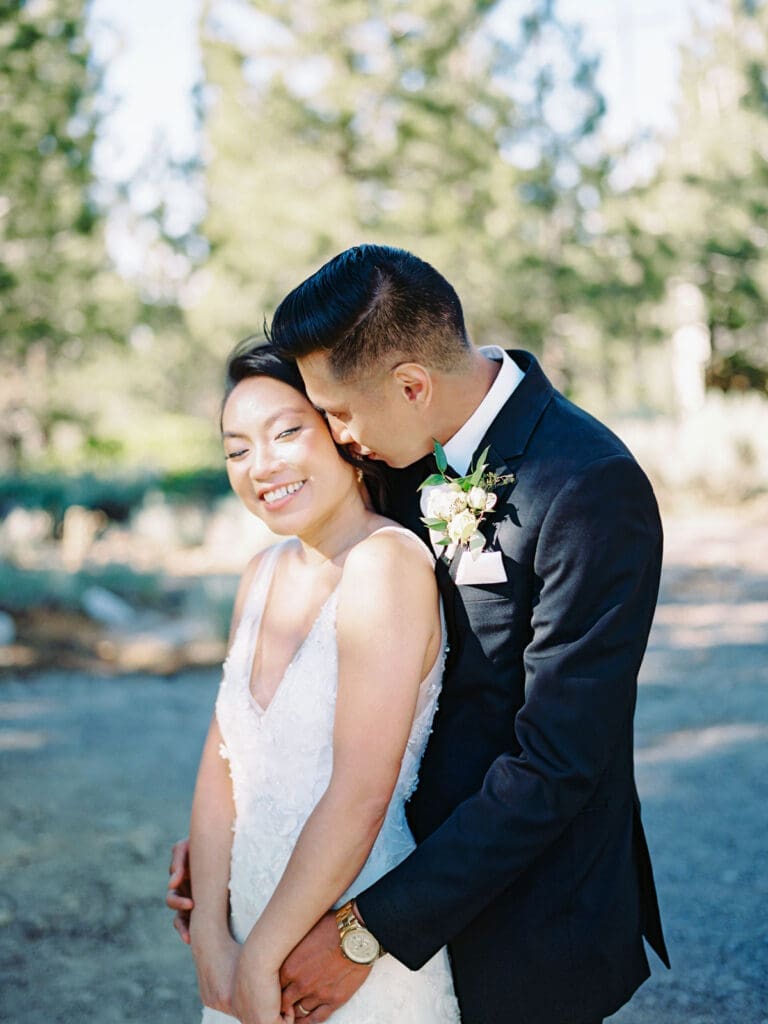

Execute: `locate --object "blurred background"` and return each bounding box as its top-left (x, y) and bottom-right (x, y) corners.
top-left (1, 1), bottom-right (767, 1022)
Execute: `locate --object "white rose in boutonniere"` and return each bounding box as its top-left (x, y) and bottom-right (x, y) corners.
top-left (467, 486), bottom-right (490, 511)
top-left (419, 441), bottom-right (515, 557)
top-left (425, 483), bottom-right (468, 522)
top-left (447, 509), bottom-right (479, 545)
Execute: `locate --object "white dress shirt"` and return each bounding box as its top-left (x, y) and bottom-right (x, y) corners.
top-left (442, 346), bottom-right (525, 475)
top-left (419, 347), bottom-right (524, 569)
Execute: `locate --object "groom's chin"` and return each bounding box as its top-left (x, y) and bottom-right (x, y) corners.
top-left (368, 454), bottom-right (402, 469)
top-left (358, 451), bottom-right (392, 467)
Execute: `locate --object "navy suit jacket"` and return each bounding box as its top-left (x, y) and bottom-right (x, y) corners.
top-left (356, 351), bottom-right (669, 1024)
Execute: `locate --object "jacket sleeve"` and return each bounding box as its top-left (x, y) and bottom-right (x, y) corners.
top-left (355, 454), bottom-right (663, 969)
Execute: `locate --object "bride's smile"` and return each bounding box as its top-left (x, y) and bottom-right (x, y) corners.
top-left (259, 479), bottom-right (306, 506)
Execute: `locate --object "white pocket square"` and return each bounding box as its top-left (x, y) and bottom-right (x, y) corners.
top-left (455, 548), bottom-right (507, 586)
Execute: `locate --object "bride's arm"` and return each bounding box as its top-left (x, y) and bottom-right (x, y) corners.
top-left (188, 714), bottom-right (240, 1014)
top-left (189, 713), bottom-right (235, 935)
top-left (233, 532), bottom-right (439, 1021)
top-left (188, 551), bottom-right (265, 1013)
top-left (190, 550), bottom-right (263, 934)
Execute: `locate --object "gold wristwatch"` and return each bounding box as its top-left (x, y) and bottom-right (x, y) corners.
top-left (335, 901), bottom-right (384, 965)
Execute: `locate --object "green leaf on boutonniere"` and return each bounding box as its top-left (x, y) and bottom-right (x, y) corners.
top-left (434, 440), bottom-right (448, 473)
top-left (418, 473), bottom-right (446, 490)
top-left (424, 518), bottom-right (448, 529)
top-left (435, 536), bottom-right (452, 546)
top-left (468, 446), bottom-right (490, 488)
top-left (469, 531), bottom-right (485, 552)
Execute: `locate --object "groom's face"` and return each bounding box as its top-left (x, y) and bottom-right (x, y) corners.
top-left (297, 352), bottom-right (430, 469)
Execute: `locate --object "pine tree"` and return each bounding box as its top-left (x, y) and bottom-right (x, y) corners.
top-left (625, 0), bottom-right (768, 393)
top-left (190, 0), bottom-right (611, 388)
top-left (0, 0), bottom-right (136, 467)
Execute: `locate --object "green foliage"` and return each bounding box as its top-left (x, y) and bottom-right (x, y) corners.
top-left (158, 467), bottom-right (232, 504)
top-left (707, 350), bottom-right (768, 393)
top-left (191, 0), bottom-right (614, 378)
top-left (614, 0), bottom-right (768, 391)
top-left (0, 0), bottom-right (140, 469)
top-left (0, 559), bottom-right (167, 614)
top-left (0, 472), bottom-right (145, 524)
top-left (4, 0), bottom-right (768, 479)
top-left (0, 467), bottom-right (230, 526)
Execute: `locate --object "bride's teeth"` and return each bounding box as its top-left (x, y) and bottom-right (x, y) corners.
top-left (263, 481), bottom-right (304, 504)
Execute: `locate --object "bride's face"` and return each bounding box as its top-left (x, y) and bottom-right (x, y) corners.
top-left (221, 375), bottom-right (359, 534)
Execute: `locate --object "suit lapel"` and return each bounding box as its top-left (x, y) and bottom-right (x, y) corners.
top-left (485, 441), bottom-right (518, 519)
top-left (476, 350), bottom-right (554, 463)
top-left (456, 352), bottom-right (554, 551)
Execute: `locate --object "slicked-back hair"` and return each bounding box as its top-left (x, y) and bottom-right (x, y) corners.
top-left (220, 335), bottom-right (389, 507)
top-left (266, 245), bottom-right (470, 381)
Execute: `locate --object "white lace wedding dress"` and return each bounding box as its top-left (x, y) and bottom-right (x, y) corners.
top-left (201, 529), bottom-right (461, 1024)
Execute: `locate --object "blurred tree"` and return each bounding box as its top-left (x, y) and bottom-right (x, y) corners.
top-left (189, 0), bottom-right (613, 396)
top-left (0, 0), bottom-right (138, 469)
top-left (622, 0), bottom-right (768, 395)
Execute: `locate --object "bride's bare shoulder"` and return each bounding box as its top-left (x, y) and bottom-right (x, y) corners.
top-left (341, 520), bottom-right (434, 589)
top-left (337, 524), bottom-right (438, 651)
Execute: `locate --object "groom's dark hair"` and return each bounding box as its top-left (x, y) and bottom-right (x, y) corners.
top-left (266, 244), bottom-right (470, 380)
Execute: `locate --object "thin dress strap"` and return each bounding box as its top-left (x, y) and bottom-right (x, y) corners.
top-left (239, 540), bottom-right (287, 627)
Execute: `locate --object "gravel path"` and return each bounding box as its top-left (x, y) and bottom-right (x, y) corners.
top-left (1, 509), bottom-right (766, 1024)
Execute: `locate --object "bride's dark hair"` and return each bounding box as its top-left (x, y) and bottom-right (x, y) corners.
top-left (222, 336), bottom-right (388, 509)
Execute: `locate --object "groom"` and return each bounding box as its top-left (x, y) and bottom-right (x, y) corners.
top-left (168, 244), bottom-right (669, 1023)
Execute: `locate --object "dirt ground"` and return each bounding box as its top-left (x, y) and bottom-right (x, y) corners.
top-left (1, 505), bottom-right (766, 1024)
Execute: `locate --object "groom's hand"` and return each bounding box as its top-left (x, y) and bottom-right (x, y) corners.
top-left (166, 837), bottom-right (194, 944)
top-left (280, 910), bottom-right (371, 1023)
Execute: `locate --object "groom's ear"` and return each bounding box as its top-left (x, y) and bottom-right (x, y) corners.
top-left (391, 363), bottom-right (433, 407)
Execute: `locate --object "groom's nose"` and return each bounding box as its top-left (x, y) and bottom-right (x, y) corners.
top-left (328, 416), bottom-right (353, 446)
top-left (348, 442), bottom-right (374, 458)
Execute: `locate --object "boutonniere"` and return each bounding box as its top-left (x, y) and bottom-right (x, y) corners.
top-left (419, 441), bottom-right (515, 555)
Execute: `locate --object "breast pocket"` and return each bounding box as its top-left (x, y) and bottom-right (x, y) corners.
top-left (457, 583), bottom-right (510, 604)
top-left (453, 587), bottom-right (517, 667)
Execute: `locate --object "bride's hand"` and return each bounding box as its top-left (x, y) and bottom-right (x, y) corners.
top-left (233, 936), bottom-right (290, 1024)
top-left (190, 918), bottom-right (241, 1016)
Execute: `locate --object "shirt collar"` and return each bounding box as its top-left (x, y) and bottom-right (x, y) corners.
top-left (442, 347), bottom-right (525, 476)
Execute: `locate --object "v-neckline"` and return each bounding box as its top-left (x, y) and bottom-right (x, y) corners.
top-left (245, 543), bottom-right (341, 716)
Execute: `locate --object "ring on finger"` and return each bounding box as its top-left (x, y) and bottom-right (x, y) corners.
top-left (296, 1003), bottom-right (310, 1017)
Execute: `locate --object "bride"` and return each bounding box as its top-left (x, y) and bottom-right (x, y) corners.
top-left (188, 342), bottom-right (461, 1024)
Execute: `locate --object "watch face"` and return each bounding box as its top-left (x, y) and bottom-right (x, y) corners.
top-left (341, 929), bottom-right (380, 964)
